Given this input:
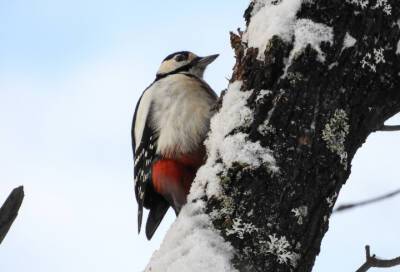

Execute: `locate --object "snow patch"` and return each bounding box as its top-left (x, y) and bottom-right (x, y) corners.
top-left (191, 81), bottom-right (253, 200)
top-left (221, 133), bottom-right (278, 172)
top-left (397, 41), bottom-right (400, 55)
top-left (190, 162), bottom-right (225, 201)
top-left (145, 201), bottom-right (237, 272)
top-left (255, 89), bottom-right (273, 103)
top-left (290, 19), bottom-right (334, 63)
top-left (328, 62), bottom-right (339, 70)
top-left (397, 20), bottom-right (400, 55)
top-left (194, 81), bottom-right (278, 201)
top-left (342, 32), bottom-right (357, 50)
top-left (258, 120), bottom-right (277, 136)
top-left (245, 1), bottom-right (334, 62)
top-left (207, 81), bottom-right (253, 145)
top-left (250, 0), bottom-right (276, 16)
top-left (244, 0), bottom-right (303, 60)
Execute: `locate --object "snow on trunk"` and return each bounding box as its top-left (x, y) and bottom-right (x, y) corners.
top-left (145, 201), bottom-right (237, 272)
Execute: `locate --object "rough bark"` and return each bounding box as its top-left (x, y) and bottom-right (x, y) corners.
top-left (204, 1), bottom-right (400, 272)
top-left (0, 186), bottom-right (24, 244)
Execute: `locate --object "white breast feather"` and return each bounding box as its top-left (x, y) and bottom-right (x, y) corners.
top-left (150, 74), bottom-right (216, 156)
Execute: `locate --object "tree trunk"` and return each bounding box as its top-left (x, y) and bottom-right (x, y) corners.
top-left (146, 1), bottom-right (400, 271)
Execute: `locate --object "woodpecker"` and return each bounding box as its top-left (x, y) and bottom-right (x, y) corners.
top-left (132, 51), bottom-right (218, 240)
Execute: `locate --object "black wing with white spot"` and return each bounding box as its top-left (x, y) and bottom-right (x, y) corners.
top-left (131, 91), bottom-right (159, 234)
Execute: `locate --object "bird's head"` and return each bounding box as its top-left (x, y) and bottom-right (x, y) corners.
top-left (156, 51), bottom-right (219, 79)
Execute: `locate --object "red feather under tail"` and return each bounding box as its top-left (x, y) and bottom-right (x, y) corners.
top-left (152, 159), bottom-right (196, 212)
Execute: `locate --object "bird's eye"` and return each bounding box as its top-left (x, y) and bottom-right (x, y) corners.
top-left (175, 54), bottom-right (186, 62)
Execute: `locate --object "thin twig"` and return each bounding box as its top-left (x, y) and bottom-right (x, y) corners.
top-left (356, 245), bottom-right (400, 272)
top-left (0, 186), bottom-right (24, 244)
top-left (378, 125), bottom-right (400, 132)
top-left (334, 188), bottom-right (400, 213)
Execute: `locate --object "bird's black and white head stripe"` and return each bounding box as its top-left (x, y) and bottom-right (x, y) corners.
top-left (156, 51), bottom-right (219, 80)
top-left (163, 51), bottom-right (190, 62)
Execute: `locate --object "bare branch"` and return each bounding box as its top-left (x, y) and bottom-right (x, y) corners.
top-left (356, 245), bottom-right (400, 272)
top-left (0, 186), bottom-right (24, 244)
top-left (377, 125), bottom-right (400, 132)
top-left (334, 188), bottom-right (400, 213)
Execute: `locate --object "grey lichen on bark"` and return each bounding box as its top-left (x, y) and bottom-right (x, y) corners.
top-left (204, 1), bottom-right (400, 271)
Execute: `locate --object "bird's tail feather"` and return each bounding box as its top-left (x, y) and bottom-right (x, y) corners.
top-left (146, 198), bottom-right (170, 240)
top-left (138, 204), bottom-right (143, 234)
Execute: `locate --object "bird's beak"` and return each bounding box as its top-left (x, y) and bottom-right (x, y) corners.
top-left (197, 54), bottom-right (219, 66)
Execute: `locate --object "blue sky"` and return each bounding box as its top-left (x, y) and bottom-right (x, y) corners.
top-left (0, 1), bottom-right (399, 271)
